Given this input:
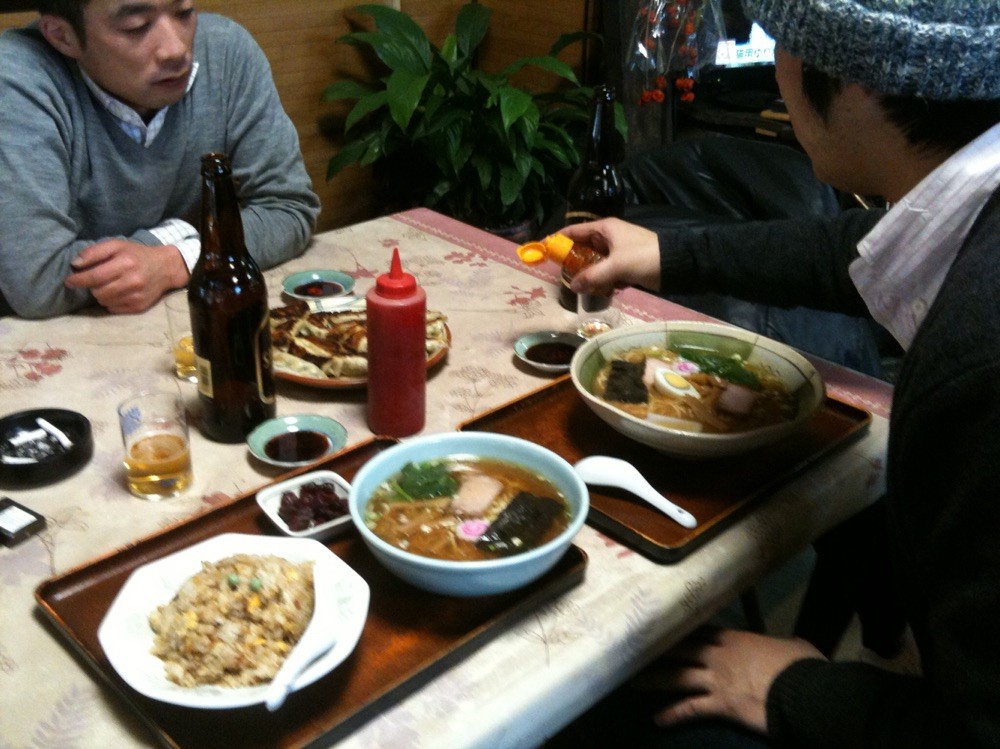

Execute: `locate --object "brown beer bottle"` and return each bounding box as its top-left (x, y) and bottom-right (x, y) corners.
top-left (188, 153), bottom-right (276, 442)
top-left (560, 84), bottom-right (625, 311)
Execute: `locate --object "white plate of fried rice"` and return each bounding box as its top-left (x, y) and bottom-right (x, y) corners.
top-left (97, 533), bottom-right (369, 709)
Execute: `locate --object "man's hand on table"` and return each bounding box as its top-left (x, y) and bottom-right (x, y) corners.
top-left (65, 239), bottom-right (190, 314)
top-left (635, 626), bottom-right (826, 735)
top-left (560, 218), bottom-right (662, 296)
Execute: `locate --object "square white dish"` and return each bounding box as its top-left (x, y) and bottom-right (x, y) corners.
top-left (256, 470), bottom-right (353, 541)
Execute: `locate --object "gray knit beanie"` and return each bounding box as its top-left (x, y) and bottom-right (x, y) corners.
top-left (741, 0), bottom-right (1000, 100)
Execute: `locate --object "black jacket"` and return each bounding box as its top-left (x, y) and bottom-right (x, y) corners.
top-left (658, 188), bottom-right (1000, 747)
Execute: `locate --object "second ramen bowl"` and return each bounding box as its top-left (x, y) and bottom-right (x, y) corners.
top-left (570, 321), bottom-right (825, 459)
top-left (348, 432), bottom-right (588, 597)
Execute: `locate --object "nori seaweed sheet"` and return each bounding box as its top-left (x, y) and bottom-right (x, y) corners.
top-left (603, 359), bottom-right (648, 403)
top-left (477, 492), bottom-right (563, 556)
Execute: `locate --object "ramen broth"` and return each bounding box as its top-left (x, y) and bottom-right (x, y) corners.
top-left (365, 456), bottom-right (569, 561)
top-left (594, 346), bottom-right (797, 433)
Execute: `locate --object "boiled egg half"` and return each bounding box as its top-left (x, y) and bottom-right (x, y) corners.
top-left (653, 369), bottom-right (701, 399)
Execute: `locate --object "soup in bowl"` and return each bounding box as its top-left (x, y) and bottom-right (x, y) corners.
top-left (571, 321), bottom-right (825, 459)
top-left (348, 432), bottom-right (588, 597)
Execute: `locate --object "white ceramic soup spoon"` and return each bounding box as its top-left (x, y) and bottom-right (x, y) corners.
top-left (573, 455), bottom-right (698, 529)
top-left (264, 562), bottom-right (338, 712)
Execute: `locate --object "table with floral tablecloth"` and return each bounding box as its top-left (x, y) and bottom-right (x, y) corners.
top-left (0, 208), bottom-right (891, 749)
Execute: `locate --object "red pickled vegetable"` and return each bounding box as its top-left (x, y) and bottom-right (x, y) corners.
top-left (277, 481), bottom-right (348, 531)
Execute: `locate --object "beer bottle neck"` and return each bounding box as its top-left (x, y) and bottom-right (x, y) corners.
top-left (199, 154), bottom-right (247, 260)
top-left (583, 87), bottom-right (618, 166)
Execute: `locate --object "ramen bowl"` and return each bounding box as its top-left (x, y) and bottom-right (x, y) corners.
top-left (570, 321), bottom-right (825, 459)
top-left (348, 432), bottom-right (588, 597)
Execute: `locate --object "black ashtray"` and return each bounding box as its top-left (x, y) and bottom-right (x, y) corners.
top-left (0, 408), bottom-right (94, 488)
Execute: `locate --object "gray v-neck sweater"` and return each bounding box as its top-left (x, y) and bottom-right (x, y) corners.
top-left (0, 13), bottom-right (320, 317)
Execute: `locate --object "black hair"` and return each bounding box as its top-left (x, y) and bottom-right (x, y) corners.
top-left (801, 62), bottom-right (1000, 155)
top-left (36, 1), bottom-right (87, 44)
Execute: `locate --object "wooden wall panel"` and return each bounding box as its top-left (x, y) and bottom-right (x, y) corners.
top-left (197, 0), bottom-right (377, 232)
top-left (1, 0), bottom-right (589, 232)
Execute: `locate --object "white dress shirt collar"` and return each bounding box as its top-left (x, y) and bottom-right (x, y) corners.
top-left (849, 121), bottom-right (1000, 350)
top-left (80, 62), bottom-right (199, 147)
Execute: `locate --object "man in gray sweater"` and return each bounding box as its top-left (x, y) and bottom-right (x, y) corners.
top-left (0, 1), bottom-right (320, 318)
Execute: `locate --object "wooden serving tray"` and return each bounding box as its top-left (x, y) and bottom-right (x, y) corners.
top-left (34, 438), bottom-right (587, 749)
top-left (460, 377), bottom-right (871, 563)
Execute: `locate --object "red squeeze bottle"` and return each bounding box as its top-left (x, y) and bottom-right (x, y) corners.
top-left (366, 248), bottom-right (427, 436)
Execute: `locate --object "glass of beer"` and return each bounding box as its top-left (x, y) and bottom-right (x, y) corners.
top-left (117, 391), bottom-right (193, 500)
top-left (165, 293), bottom-right (197, 382)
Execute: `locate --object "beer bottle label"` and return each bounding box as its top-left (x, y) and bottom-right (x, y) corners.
top-left (195, 355), bottom-right (213, 398)
top-left (564, 209), bottom-right (602, 223)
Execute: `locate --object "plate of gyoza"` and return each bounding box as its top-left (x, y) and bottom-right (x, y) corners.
top-left (269, 302), bottom-right (450, 389)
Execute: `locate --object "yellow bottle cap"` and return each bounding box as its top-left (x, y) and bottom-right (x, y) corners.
top-left (516, 234), bottom-right (574, 266)
top-left (516, 242), bottom-right (546, 265)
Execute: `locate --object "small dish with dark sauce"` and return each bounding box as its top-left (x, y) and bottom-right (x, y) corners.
top-left (247, 414), bottom-right (347, 468)
top-left (281, 270), bottom-right (356, 307)
top-left (514, 331), bottom-right (586, 374)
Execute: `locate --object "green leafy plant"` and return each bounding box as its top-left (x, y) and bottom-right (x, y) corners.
top-left (323, 1), bottom-right (610, 230)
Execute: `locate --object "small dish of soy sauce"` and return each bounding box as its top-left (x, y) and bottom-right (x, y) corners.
top-left (246, 414), bottom-right (347, 468)
top-left (513, 331), bottom-right (586, 374)
top-left (281, 269), bottom-right (356, 308)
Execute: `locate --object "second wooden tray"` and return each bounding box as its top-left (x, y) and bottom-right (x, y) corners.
top-left (460, 377), bottom-right (871, 562)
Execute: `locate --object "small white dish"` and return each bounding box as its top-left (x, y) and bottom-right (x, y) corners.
top-left (246, 414), bottom-right (347, 468)
top-left (513, 331), bottom-right (586, 374)
top-left (97, 533), bottom-right (369, 710)
top-left (256, 470), bottom-right (353, 541)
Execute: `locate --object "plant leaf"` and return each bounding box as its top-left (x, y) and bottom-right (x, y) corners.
top-left (343, 31), bottom-right (430, 75)
top-left (533, 137), bottom-right (573, 168)
top-left (321, 79), bottom-right (375, 102)
top-left (614, 102), bottom-right (629, 140)
top-left (440, 33), bottom-right (458, 65)
top-left (326, 139), bottom-right (369, 179)
top-left (499, 162), bottom-right (526, 207)
top-left (498, 88), bottom-right (533, 132)
top-left (500, 55), bottom-right (579, 85)
top-left (420, 106), bottom-right (468, 136)
top-left (351, 5), bottom-right (433, 68)
top-left (344, 90), bottom-right (388, 132)
top-left (548, 30), bottom-right (597, 57)
top-left (455, 1), bottom-right (491, 57)
top-left (471, 153), bottom-right (493, 191)
top-left (386, 70), bottom-right (430, 130)
top-left (511, 146), bottom-right (533, 181)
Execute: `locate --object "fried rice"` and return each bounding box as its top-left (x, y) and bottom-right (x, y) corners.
top-left (149, 554), bottom-right (315, 687)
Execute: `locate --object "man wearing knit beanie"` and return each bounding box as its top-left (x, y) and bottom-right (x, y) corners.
top-left (556, 1), bottom-right (1000, 746)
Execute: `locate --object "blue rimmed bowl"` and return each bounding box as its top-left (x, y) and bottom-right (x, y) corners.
top-left (348, 432), bottom-right (588, 597)
top-left (281, 270), bottom-right (356, 304)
